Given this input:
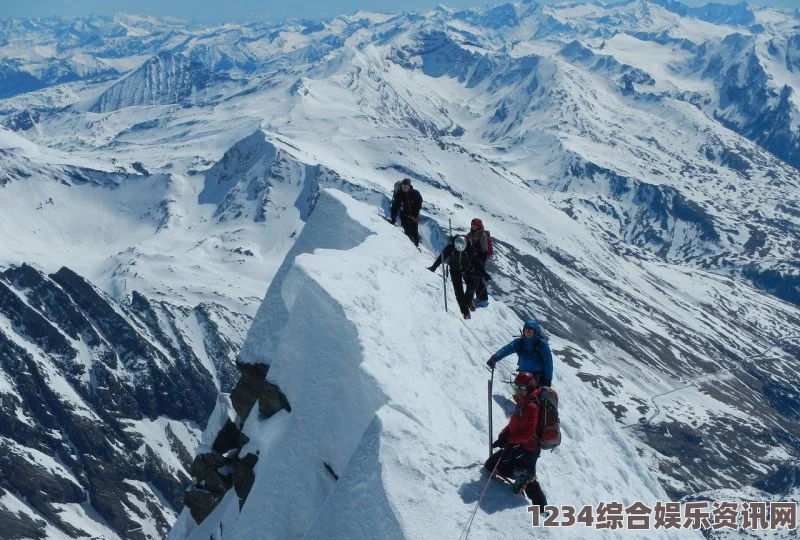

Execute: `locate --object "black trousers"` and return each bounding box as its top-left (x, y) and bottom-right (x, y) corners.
top-left (485, 447), bottom-right (547, 511)
top-left (400, 214), bottom-right (419, 247)
top-left (474, 260), bottom-right (488, 301)
top-left (450, 269), bottom-right (477, 316)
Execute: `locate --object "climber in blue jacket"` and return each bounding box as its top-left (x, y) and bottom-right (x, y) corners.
top-left (486, 319), bottom-right (553, 386)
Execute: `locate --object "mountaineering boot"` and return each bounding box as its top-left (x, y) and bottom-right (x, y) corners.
top-left (512, 470), bottom-right (535, 494)
top-left (524, 480), bottom-right (548, 513)
top-left (463, 311), bottom-right (471, 320)
top-left (468, 300), bottom-right (476, 311)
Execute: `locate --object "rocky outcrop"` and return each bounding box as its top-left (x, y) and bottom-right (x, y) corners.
top-left (182, 362), bottom-right (290, 523)
top-left (0, 264), bottom-right (251, 539)
top-left (0, 502), bottom-right (47, 540)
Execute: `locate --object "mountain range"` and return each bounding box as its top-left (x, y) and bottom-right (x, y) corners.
top-left (0, 0), bottom-right (798, 538)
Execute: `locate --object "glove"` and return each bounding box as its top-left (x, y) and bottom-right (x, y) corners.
top-left (483, 273), bottom-right (492, 282)
top-left (486, 357), bottom-right (497, 368)
top-left (491, 431), bottom-right (508, 449)
top-left (542, 380), bottom-right (551, 387)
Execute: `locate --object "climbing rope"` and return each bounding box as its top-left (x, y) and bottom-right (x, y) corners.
top-left (448, 308), bottom-right (516, 382)
top-left (458, 448), bottom-right (506, 540)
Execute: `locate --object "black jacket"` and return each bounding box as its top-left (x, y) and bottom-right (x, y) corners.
top-left (390, 187), bottom-right (423, 220)
top-left (448, 247), bottom-right (477, 275)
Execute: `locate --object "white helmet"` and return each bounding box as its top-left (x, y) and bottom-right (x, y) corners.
top-left (454, 236), bottom-right (467, 252)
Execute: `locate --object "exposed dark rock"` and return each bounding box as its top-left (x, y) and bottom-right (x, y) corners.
top-left (0, 443), bottom-right (85, 506)
top-left (165, 423), bottom-right (194, 469)
top-left (184, 487), bottom-right (222, 524)
top-left (190, 453), bottom-right (231, 495)
top-left (0, 264), bottom-right (249, 539)
top-left (183, 360), bottom-right (291, 524)
top-left (213, 419), bottom-right (250, 454)
top-left (0, 508), bottom-right (47, 540)
top-left (229, 362), bottom-right (291, 420)
top-left (742, 265), bottom-right (800, 306)
top-left (132, 161), bottom-right (149, 175)
top-left (143, 445), bottom-right (190, 510)
top-left (195, 304), bottom-right (242, 392)
top-left (232, 453), bottom-right (259, 504)
top-left (83, 455), bottom-right (144, 535)
top-left (324, 461), bottom-right (339, 481)
top-left (0, 279), bottom-right (77, 361)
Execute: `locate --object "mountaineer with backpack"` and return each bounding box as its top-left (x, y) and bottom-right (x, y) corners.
top-left (485, 371), bottom-right (552, 510)
top-left (389, 178), bottom-right (423, 247)
top-left (486, 319), bottom-right (553, 387)
top-left (427, 235), bottom-right (480, 319)
top-left (466, 218), bottom-right (492, 306)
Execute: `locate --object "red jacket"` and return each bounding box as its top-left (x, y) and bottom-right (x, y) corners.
top-left (499, 389), bottom-right (541, 452)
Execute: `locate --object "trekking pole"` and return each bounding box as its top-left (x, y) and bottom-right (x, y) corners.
top-left (442, 259), bottom-right (448, 312)
top-left (488, 365), bottom-right (495, 459)
top-left (445, 218), bottom-right (452, 312)
top-left (442, 218), bottom-right (452, 313)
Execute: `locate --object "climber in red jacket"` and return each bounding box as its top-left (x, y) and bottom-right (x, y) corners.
top-left (484, 371), bottom-right (548, 511)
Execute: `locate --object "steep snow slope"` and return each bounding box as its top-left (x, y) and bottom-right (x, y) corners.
top-left (170, 189), bottom-right (703, 539)
top-left (1, 3), bottom-right (799, 538)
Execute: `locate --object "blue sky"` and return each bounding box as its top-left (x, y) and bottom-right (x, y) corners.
top-left (2, 0), bottom-right (795, 23)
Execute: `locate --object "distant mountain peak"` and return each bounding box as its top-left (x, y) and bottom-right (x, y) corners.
top-left (89, 50), bottom-right (210, 113)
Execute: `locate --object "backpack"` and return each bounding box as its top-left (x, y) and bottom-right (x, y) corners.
top-left (485, 230), bottom-right (493, 258)
top-left (521, 387), bottom-right (561, 451)
top-left (535, 387), bottom-right (561, 450)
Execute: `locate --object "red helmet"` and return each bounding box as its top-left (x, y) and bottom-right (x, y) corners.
top-left (512, 372), bottom-right (537, 399)
top-left (471, 218), bottom-right (483, 229)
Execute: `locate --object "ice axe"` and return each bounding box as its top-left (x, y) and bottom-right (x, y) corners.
top-left (487, 364), bottom-right (495, 459)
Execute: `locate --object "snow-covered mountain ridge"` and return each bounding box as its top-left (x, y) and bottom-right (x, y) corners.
top-left (1, 1), bottom-right (798, 306)
top-left (168, 189), bottom-right (705, 539)
top-left (0, 1), bottom-right (798, 538)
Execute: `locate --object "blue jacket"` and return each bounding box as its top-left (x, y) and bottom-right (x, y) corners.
top-left (492, 322), bottom-right (553, 383)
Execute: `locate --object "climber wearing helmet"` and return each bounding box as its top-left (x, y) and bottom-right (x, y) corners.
top-left (426, 234), bottom-right (480, 319)
top-left (485, 371), bottom-right (548, 511)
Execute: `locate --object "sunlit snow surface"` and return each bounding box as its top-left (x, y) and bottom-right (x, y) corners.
top-left (171, 190), bottom-right (703, 539)
top-left (1, 1), bottom-right (799, 538)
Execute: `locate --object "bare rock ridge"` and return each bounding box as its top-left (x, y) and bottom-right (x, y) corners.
top-left (0, 263), bottom-right (248, 539)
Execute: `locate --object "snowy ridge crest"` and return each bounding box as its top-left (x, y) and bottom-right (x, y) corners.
top-left (172, 190), bottom-right (701, 540)
top-left (1, 3), bottom-right (799, 538)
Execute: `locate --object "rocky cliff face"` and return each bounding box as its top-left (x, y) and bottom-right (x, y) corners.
top-left (0, 263), bottom-right (249, 539)
top-left (90, 51), bottom-right (211, 113)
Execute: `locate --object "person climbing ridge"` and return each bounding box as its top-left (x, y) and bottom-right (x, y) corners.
top-left (485, 371), bottom-right (548, 511)
top-left (466, 218), bottom-right (492, 306)
top-left (389, 178), bottom-right (423, 247)
top-left (428, 235), bottom-right (480, 319)
top-left (486, 319), bottom-right (553, 387)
